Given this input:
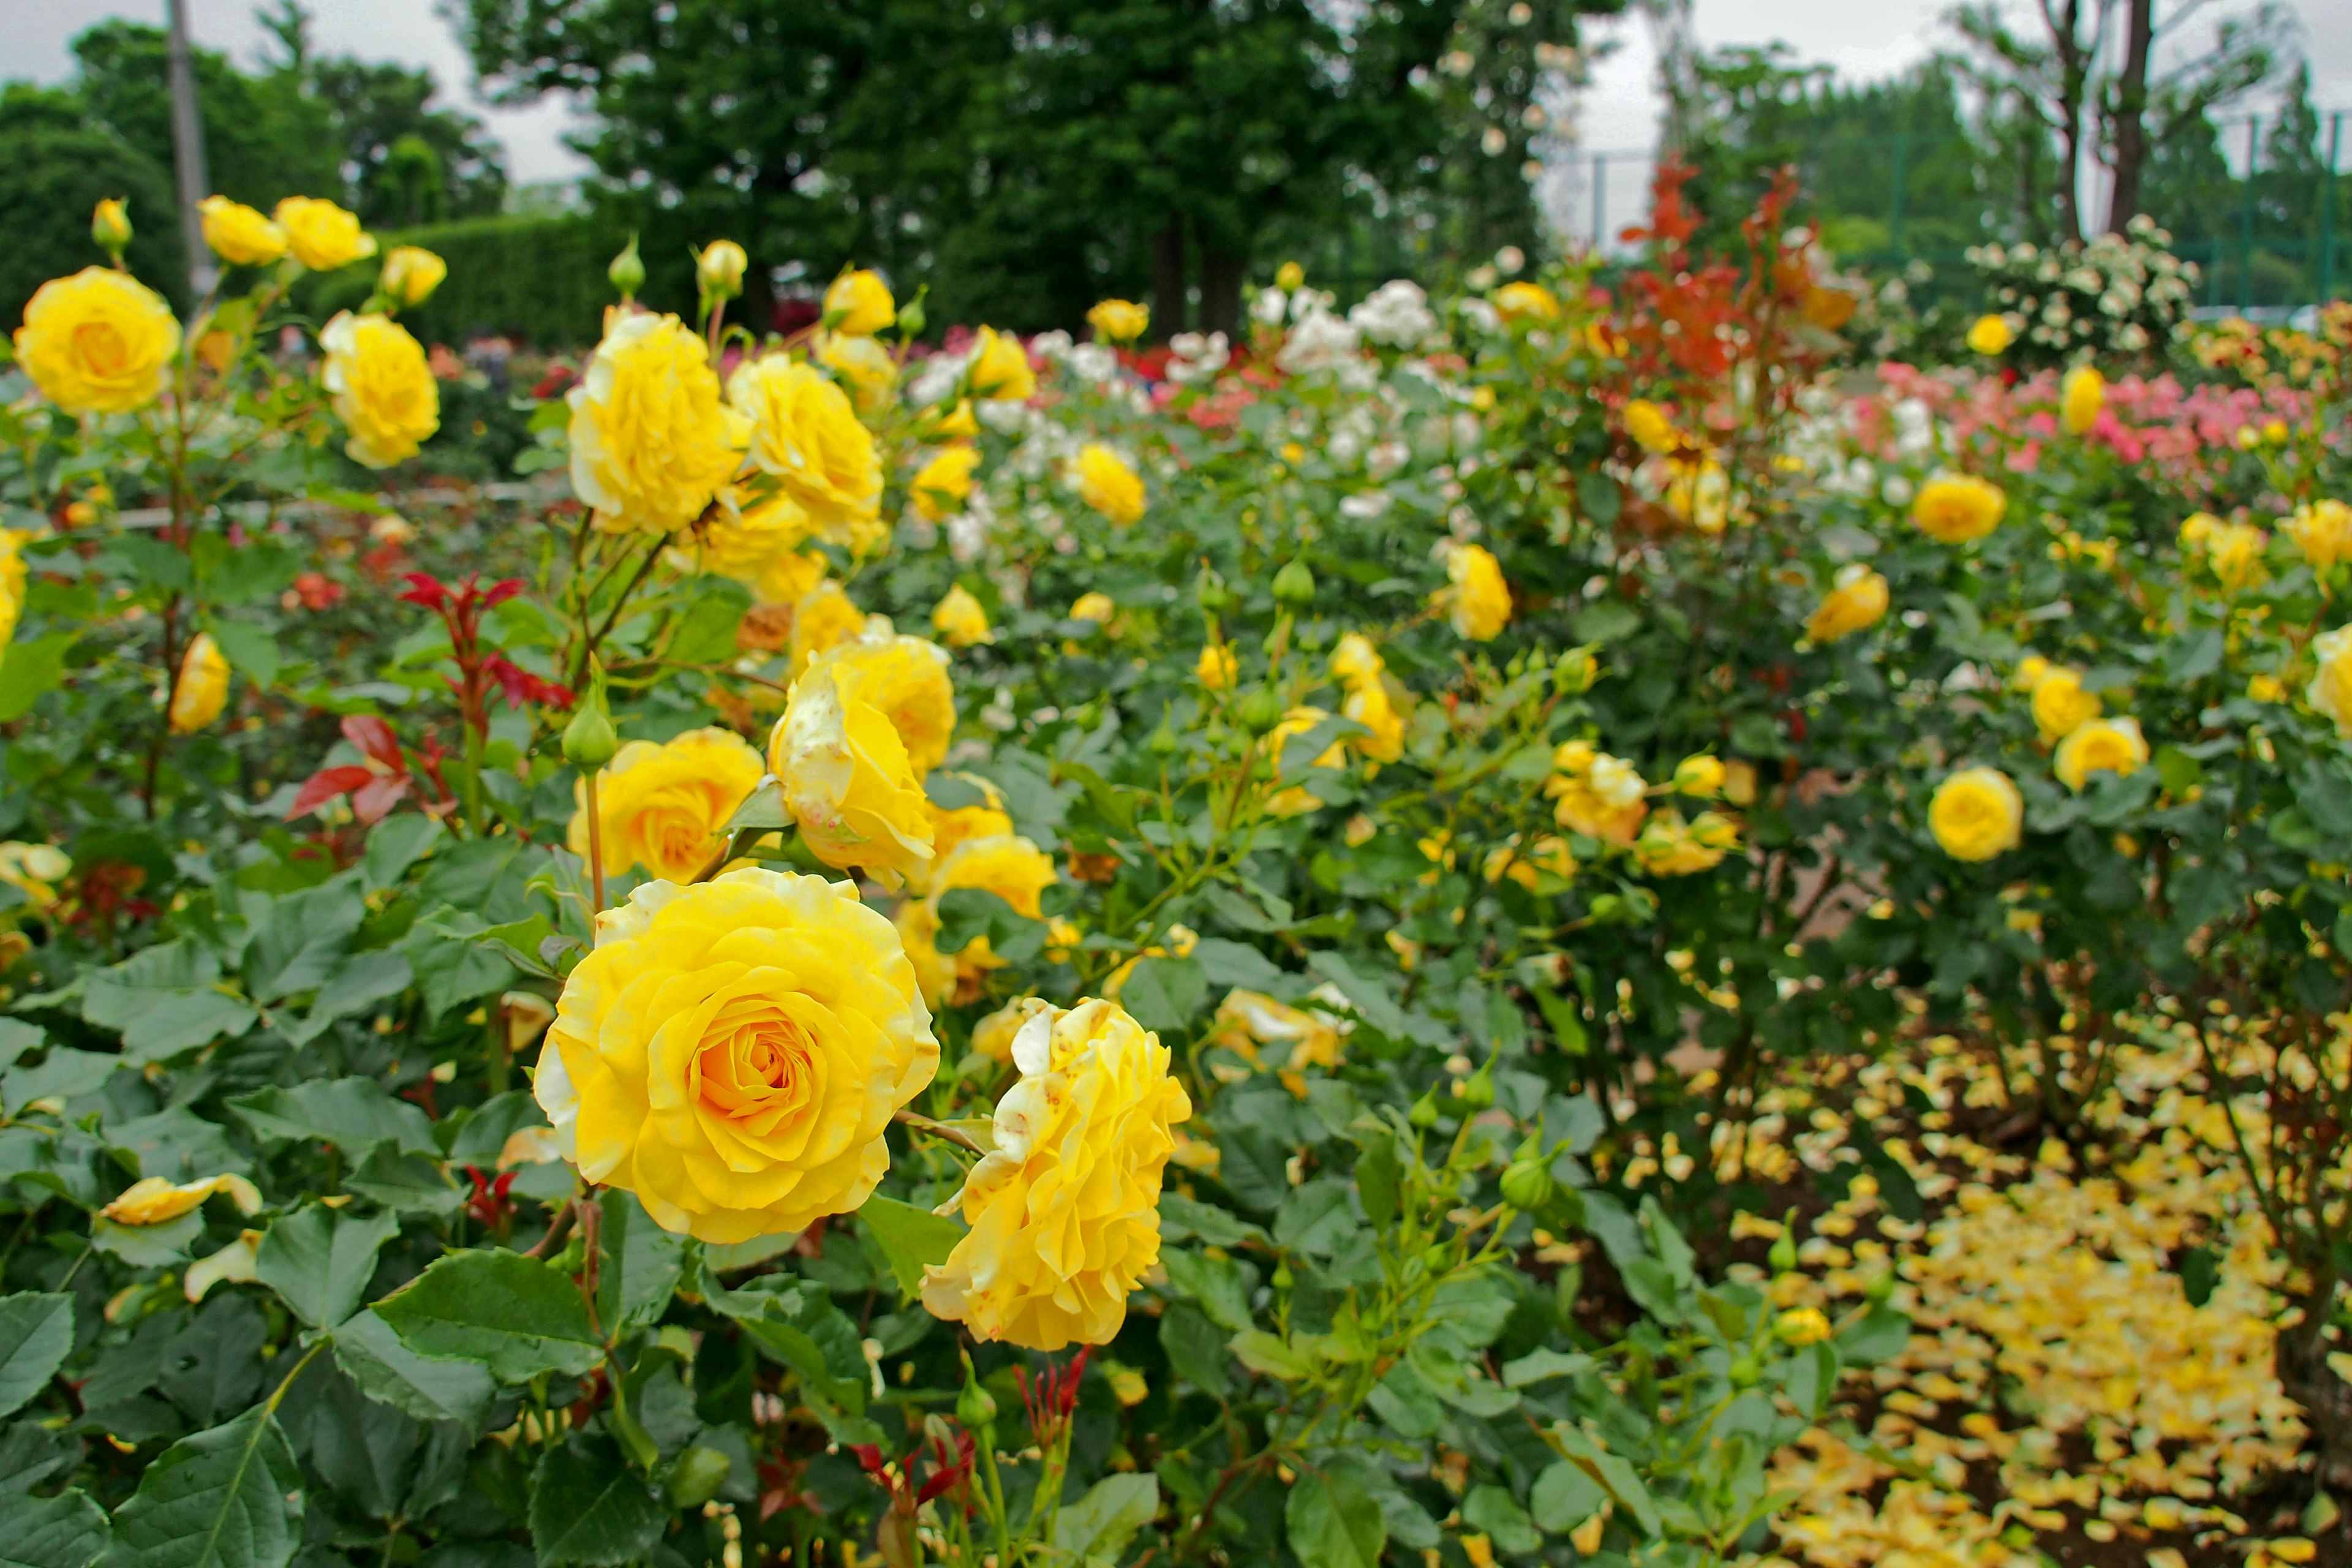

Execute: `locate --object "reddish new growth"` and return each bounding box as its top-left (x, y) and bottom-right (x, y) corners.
top-left (1019, 1344), bottom-right (1091, 1439)
top-left (850, 1428), bottom-right (977, 1510)
top-left (399, 572), bottom-right (575, 734)
top-left (463, 1164), bottom-right (516, 1231)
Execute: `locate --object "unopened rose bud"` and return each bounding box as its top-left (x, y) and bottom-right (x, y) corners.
top-left (697, 240), bottom-right (748, 301)
top-left (1272, 558), bottom-right (1316, 607)
top-left (608, 233), bottom-right (646, 299)
top-left (92, 198), bottom-right (132, 258)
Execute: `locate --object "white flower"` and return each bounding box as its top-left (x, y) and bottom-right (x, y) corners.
top-left (1348, 280), bottom-right (1438, 349)
top-left (1339, 490), bottom-right (1393, 519)
top-left (1368, 440), bottom-right (1409, 480)
top-left (1065, 342), bottom-right (1119, 384)
top-left (1277, 307), bottom-right (1362, 376)
top-left (1166, 331), bottom-right (1230, 385)
top-left (907, 355), bottom-right (962, 409)
top-left (1028, 329), bottom-right (1074, 360)
top-left (1251, 288), bottom-right (1289, 326)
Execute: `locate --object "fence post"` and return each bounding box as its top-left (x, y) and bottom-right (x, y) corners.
top-left (2239, 116), bottom-right (2260, 313)
top-left (2323, 113), bottom-right (2343, 306)
top-left (1888, 134), bottom-right (1908, 263)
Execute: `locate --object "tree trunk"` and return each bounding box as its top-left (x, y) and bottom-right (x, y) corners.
top-left (2106, 0), bottom-right (2154, 232)
top-left (1197, 236), bottom-right (1246, 342)
top-left (1150, 221), bottom-right (1188, 343)
top-left (2277, 1307), bottom-right (2352, 1492)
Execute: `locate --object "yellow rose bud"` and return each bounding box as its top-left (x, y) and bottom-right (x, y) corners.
top-left (1266, 706), bottom-right (1345, 816)
top-left (921, 997), bottom-right (1191, 1351)
top-left (788, 580), bottom-right (869, 673)
top-left (1673, 754), bottom-right (1727, 798)
top-left (1966, 314), bottom-right (2013, 355)
top-left (932, 584), bottom-right (993, 648)
top-left (897, 834), bottom-right (1058, 1002)
top-left (568, 728), bottom-right (765, 883)
top-left (1623, 398), bottom-right (1681, 454)
top-left (1344, 677), bottom-right (1405, 764)
top-left (1329, 633), bottom-right (1384, 688)
top-left (2052, 717), bottom-right (2149, 791)
top-left (570, 312), bottom-right (745, 533)
top-left (198, 196), bottom-right (287, 266)
top-left (2029, 666), bottom-right (2101, 742)
top-left (320, 311), bottom-right (440, 470)
top-left (1274, 261), bottom-right (1306, 292)
top-left (695, 239), bottom-right (748, 300)
top-left (769, 641), bottom-right (946, 886)
top-left (1774, 1306), bottom-right (1833, 1346)
top-left (12, 268), bottom-right (181, 415)
top-left (966, 326), bottom-right (1035, 402)
top-left (2264, 418), bottom-right (2290, 445)
top-left (911, 444), bottom-right (982, 522)
top-left (2286, 500), bottom-right (2352, 570)
top-left (378, 245), bottom-right (448, 308)
top-left (102, 1173), bottom-right (263, 1227)
top-left (2248, 672), bottom-right (2285, 703)
top-left (816, 331), bottom-right (897, 410)
top-left (729, 355), bottom-right (883, 554)
top-left (1928, 767), bottom-right (2022, 861)
top-left (1070, 592), bottom-right (1116, 625)
top-left (1807, 562), bottom-right (1889, 643)
top-left (1196, 642), bottom-right (1238, 691)
top-left (1912, 473), bottom-right (2007, 544)
top-left (1085, 298), bottom-right (1149, 344)
top-left (2307, 627), bottom-right (2352, 736)
top-left (169, 632), bottom-right (231, 734)
top-left (272, 195), bottom-right (376, 271)
top-left (823, 269), bottom-right (896, 336)
top-left (91, 197), bottom-right (133, 257)
top-left (1493, 281), bottom-right (1561, 323)
top-left (2060, 364), bottom-right (2105, 435)
top-left (1076, 443), bottom-right (1146, 526)
top-left (535, 868), bottom-right (937, 1243)
top-left (1436, 542), bottom-right (1512, 641)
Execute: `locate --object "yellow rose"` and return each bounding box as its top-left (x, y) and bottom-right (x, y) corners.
top-left (695, 239), bottom-right (748, 299)
top-left (728, 355), bottom-right (883, 552)
top-left (2011, 654), bottom-right (2051, 692)
top-left (1633, 809), bottom-right (1737, 876)
top-left (1494, 281), bottom-right (1561, 323)
top-left (1774, 1307), bottom-right (1833, 1346)
top-left (1966, 314), bottom-right (2014, 355)
top-left (2029, 666), bottom-right (2101, 741)
top-left (2060, 364), bottom-right (2105, 434)
top-left (929, 779), bottom-right (1012, 865)
top-left (1807, 563), bottom-right (1889, 643)
top-left (12, 268), bottom-right (181, 415)
top-left (170, 632), bottom-right (230, 733)
top-left (911, 445), bottom-right (981, 521)
top-left (676, 495), bottom-right (823, 605)
top-left (320, 311), bottom-right (439, 469)
top-left (1208, 988), bottom-right (1343, 1084)
top-left (812, 632), bottom-right (956, 775)
top-left (1267, 706), bottom-right (1344, 816)
top-left (897, 833), bottom-right (1058, 1003)
top-left (1197, 642), bottom-right (1238, 690)
top-left (967, 326), bottom-right (1035, 402)
top-left (823, 269), bottom-right (896, 336)
top-left (535, 869), bottom-right (937, 1243)
top-left (971, 995), bottom-right (1051, 1064)
top-left (1665, 456), bottom-right (1732, 533)
top-left (272, 195), bottom-right (376, 271)
top-left (1673, 754), bottom-right (1727, 797)
top-left (1076, 443), bottom-right (1146, 526)
top-left (2052, 717), bottom-right (2149, 791)
top-left (1548, 747), bottom-right (1647, 845)
top-left (1086, 298), bottom-right (1149, 344)
top-left (569, 312), bottom-right (745, 533)
top-left (930, 399), bottom-right (979, 440)
top-left (1344, 678), bottom-right (1405, 764)
top-left (379, 246), bottom-right (447, 308)
top-left (921, 997), bottom-right (1191, 1351)
top-left (1912, 473), bottom-right (2007, 544)
top-left (0, 529), bottom-right (23, 654)
top-left (568, 728), bottom-right (765, 883)
top-left (817, 331), bottom-right (897, 410)
top-left (1480, 835), bottom-right (1577, 893)
top-left (2286, 500), bottom-right (2352, 570)
top-left (932, 584), bottom-right (992, 648)
top-left (1928, 767), bottom-right (2023, 861)
top-left (789, 581), bottom-right (869, 673)
top-left (1070, 591), bottom-right (1116, 625)
top-left (1437, 542), bottom-right (1512, 641)
top-left (2248, 672), bottom-right (2286, 703)
top-left (2198, 519), bottom-right (2268, 592)
top-left (1275, 261), bottom-right (1305, 291)
top-left (198, 196), bottom-right (287, 266)
top-left (0, 842), bottom-right (70, 909)
top-left (102, 1172), bottom-right (262, 1227)
top-left (1329, 633), bottom-right (1383, 688)
top-left (769, 646), bottom-right (937, 886)
top-left (1623, 398), bottom-right (1681, 454)
top-left (2307, 627), bottom-right (2352, 736)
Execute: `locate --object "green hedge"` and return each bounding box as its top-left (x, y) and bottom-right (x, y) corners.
top-left (301, 213), bottom-right (641, 350)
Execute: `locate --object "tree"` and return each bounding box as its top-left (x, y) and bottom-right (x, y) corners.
top-left (0, 87), bottom-right (190, 326)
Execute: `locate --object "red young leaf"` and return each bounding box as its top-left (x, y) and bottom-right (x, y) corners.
top-left (288, 766), bottom-right (374, 820)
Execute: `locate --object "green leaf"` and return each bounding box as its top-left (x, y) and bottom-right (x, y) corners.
top-left (1462, 1485), bottom-right (1540, 1555)
top-left (933, 888), bottom-right (1044, 965)
top-left (1501, 1348), bottom-right (1592, 1389)
top-left (0, 1295), bottom-right (73, 1419)
top-left (205, 624), bottom-right (279, 689)
top-left (328, 1309), bottom-right (494, 1431)
top-left (0, 1486), bottom-right (110, 1568)
top-left (1120, 956), bottom-right (1208, 1033)
top-left (595, 1191), bottom-right (684, 1335)
top-left (1544, 1423), bottom-right (1660, 1539)
top-left (375, 1250), bottom-right (604, 1384)
top-left (1155, 1193), bottom-right (1265, 1248)
top-left (2, 1051), bottom-right (119, 1115)
top-left (857, 1196), bottom-right (964, 1297)
top-left (1833, 1305), bottom-right (1910, 1366)
top-left (1285, 1459), bottom-right (1386, 1568)
top-left (1054, 1474), bottom-right (1159, 1565)
top-left (1303, 951), bottom-right (1409, 1041)
top-left (79, 943), bottom-right (255, 1066)
top-left (1158, 1304), bottom-right (1231, 1400)
top-left (360, 816), bottom-right (442, 891)
top-left (1159, 1248), bottom-right (1252, 1333)
top-left (1529, 1461), bottom-right (1606, 1534)
top-left (242, 884), bottom-right (367, 1003)
top-left (0, 1025), bottom-right (41, 1073)
top-left (99, 1404), bottom-right (304, 1568)
top-left (344, 1147), bottom-right (462, 1217)
top-left (229, 1078), bottom-right (437, 1159)
top-left (527, 1436), bottom-right (666, 1567)
top-left (720, 777), bottom-right (791, 834)
top-left (255, 1205), bottom-right (400, 1329)
top-left (0, 636), bottom-right (75, 723)
top-left (1229, 1331), bottom-right (1311, 1381)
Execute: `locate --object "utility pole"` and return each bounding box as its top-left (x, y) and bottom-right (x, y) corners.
top-left (166, 0), bottom-right (217, 298)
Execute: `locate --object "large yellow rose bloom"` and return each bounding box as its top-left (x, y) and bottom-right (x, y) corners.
top-left (817, 633), bottom-right (956, 775)
top-left (13, 268), bottom-right (181, 415)
top-left (169, 633), bottom-right (231, 734)
top-left (568, 728), bottom-right (765, 883)
top-left (1438, 543), bottom-right (1512, 641)
top-left (1494, 282), bottom-right (1561, 323)
top-left (921, 998), bottom-right (1191, 1351)
top-left (1928, 767), bottom-right (2022, 861)
top-left (823, 270), bottom-right (895, 336)
top-left (2307, 627), bottom-right (2352, 736)
top-left (769, 646), bottom-right (937, 886)
top-left (1076, 443), bottom-right (1146, 526)
top-left (897, 833), bottom-right (1058, 1002)
top-left (569, 312), bottom-right (745, 534)
top-left (2052, 717), bottom-right (2148, 791)
top-left (967, 326), bottom-right (1035, 402)
top-left (932, 585), bottom-right (992, 648)
top-left (1912, 473), bottom-right (2007, 543)
top-left (0, 530), bottom-right (24, 655)
top-left (2029, 666), bottom-right (2101, 741)
top-left (379, 246), bottom-right (448, 308)
top-left (817, 331), bottom-right (897, 410)
top-left (320, 311), bottom-right (439, 469)
top-left (1966, 315), bottom-right (2013, 355)
top-left (272, 196), bottom-right (376, 271)
top-left (198, 196), bottom-right (287, 266)
top-left (911, 445), bottom-right (981, 522)
top-left (535, 869), bottom-right (937, 1244)
top-left (676, 496), bottom-right (823, 605)
top-left (789, 581), bottom-right (869, 672)
top-left (1807, 563), bottom-right (1889, 643)
top-left (2286, 500), bottom-right (2352, 570)
top-left (728, 355), bottom-right (883, 551)
top-left (1086, 298), bottom-right (1149, 344)
top-left (2060, 365), bottom-right (2105, 435)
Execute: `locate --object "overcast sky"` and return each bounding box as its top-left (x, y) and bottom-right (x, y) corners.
top-left (12, 0), bottom-right (2350, 191)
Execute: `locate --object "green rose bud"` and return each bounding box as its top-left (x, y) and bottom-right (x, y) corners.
top-left (897, 293), bottom-right (928, 339)
top-left (1237, 688), bottom-right (1284, 734)
top-left (608, 233), bottom-right (646, 300)
top-left (1409, 1091), bottom-right (1441, 1128)
top-left (1499, 1158), bottom-right (1553, 1210)
top-left (668, 1445), bottom-right (732, 1509)
top-left (563, 691), bottom-right (620, 771)
top-left (1197, 567), bottom-right (1232, 613)
top-left (1457, 1060), bottom-right (1496, 1110)
top-left (1271, 1264), bottom-right (1294, 1291)
top-left (957, 1352), bottom-right (998, 1430)
top-left (92, 198), bottom-right (133, 259)
top-left (1864, 1270), bottom-right (1895, 1304)
top-left (1768, 1231), bottom-right (1797, 1276)
top-left (1728, 1355), bottom-right (1762, 1389)
top-left (1272, 557), bottom-right (1316, 606)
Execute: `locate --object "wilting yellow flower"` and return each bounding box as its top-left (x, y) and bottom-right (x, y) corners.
top-left (1623, 398), bottom-right (1681, 454)
top-left (273, 195), bottom-right (375, 271)
top-left (823, 269), bottom-right (895, 336)
top-left (695, 239), bottom-right (748, 299)
top-left (169, 633), bottom-right (230, 734)
top-left (570, 312), bottom-right (745, 533)
top-left (1344, 679), bottom-right (1405, 763)
top-left (379, 246), bottom-right (447, 308)
top-left (568, 728), bottom-right (764, 883)
top-left (1076, 443), bottom-right (1146, 526)
top-left (1208, 988), bottom-right (1343, 1087)
top-left (1775, 1307), bottom-right (1833, 1346)
top-left (921, 997), bottom-right (1191, 1351)
top-left (1548, 744), bottom-right (1647, 845)
top-left (898, 834), bottom-right (1058, 1002)
top-left (1481, 835), bottom-right (1577, 892)
top-left (789, 581), bottom-right (869, 673)
top-left (1672, 754), bottom-right (1727, 797)
top-left (12, 268), bottom-right (181, 415)
top-left (2286, 500), bottom-right (2352, 570)
top-left (815, 632), bottom-right (956, 775)
top-left (1634, 809), bottom-right (1738, 876)
top-left (1087, 298), bottom-right (1149, 344)
top-left (1070, 592), bottom-right (1116, 625)
top-left (1912, 473), bottom-right (2007, 543)
top-left (1966, 314), bottom-right (2014, 355)
top-left (679, 496), bottom-right (823, 605)
top-left (0, 843), bottom-right (70, 909)
top-left (911, 445), bottom-right (981, 521)
top-left (0, 529), bottom-right (23, 654)
top-left (320, 311), bottom-right (439, 469)
top-left (198, 196), bottom-right (286, 266)
top-left (536, 869), bottom-right (936, 1243)
top-left (2053, 717), bottom-right (2149, 791)
top-left (103, 1173), bottom-right (262, 1226)
top-left (729, 355), bottom-right (883, 551)
top-left (769, 644), bottom-right (938, 886)
top-left (2307, 627), bottom-right (2352, 736)
top-left (967, 326), bottom-right (1035, 401)
top-left (1196, 642), bottom-right (1238, 690)
top-left (1438, 542), bottom-right (1512, 641)
top-left (1928, 767), bottom-right (2023, 862)
top-left (2060, 364), bottom-right (2105, 434)
top-left (2030, 666), bottom-right (2101, 742)
top-left (1807, 563), bottom-right (1889, 643)
top-left (932, 584), bottom-right (992, 647)
top-left (1494, 282), bottom-right (1560, 323)
top-left (1267, 706), bottom-right (1344, 815)
top-left (816, 331), bottom-right (897, 410)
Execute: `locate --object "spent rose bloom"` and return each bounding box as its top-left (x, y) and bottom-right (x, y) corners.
top-left (1929, 767), bottom-right (2024, 861)
top-left (12, 268), bottom-right (181, 415)
top-left (568, 728), bottom-right (766, 883)
top-left (788, 581), bottom-right (869, 673)
top-left (102, 1173), bottom-right (262, 1227)
top-left (320, 311), bottom-right (440, 469)
top-left (169, 633), bottom-right (231, 734)
top-left (569, 312), bottom-right (746, 533)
